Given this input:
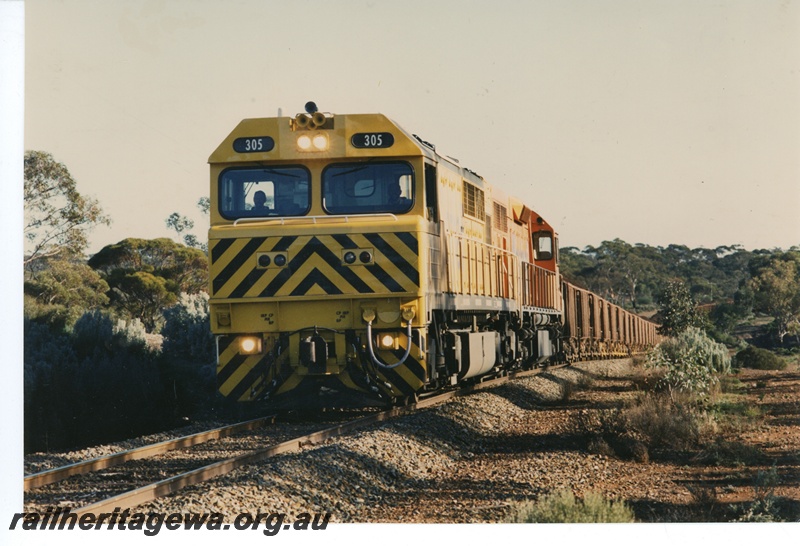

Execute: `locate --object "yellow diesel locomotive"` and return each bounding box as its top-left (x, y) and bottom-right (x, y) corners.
top-left (208, 103), bottom-right (658, 404)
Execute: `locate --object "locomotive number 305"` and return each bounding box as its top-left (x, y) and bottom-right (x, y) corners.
top-left (233, 136), bottom-right (275, 153)
top-left (351, 132), bottom-right (394, 149)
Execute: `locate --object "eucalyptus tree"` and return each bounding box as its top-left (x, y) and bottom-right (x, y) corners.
top-left (23, 151), bottom-right (109, 267)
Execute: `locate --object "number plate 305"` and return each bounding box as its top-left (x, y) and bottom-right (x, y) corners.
top-left (351, 132), bottom-right (394, 148)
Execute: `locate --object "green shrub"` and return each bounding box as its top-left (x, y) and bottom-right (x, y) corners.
top-left (624, 393), bottom-right (716, 452)
top-left (694, 438), bottom-right (765, 467)
top-left (160, 293), bottom-right (216, 417)
top-left (737, 465), bottom-right (781, 522)
top-left (23, 294), bottom-right (75, 333)
top-left (734, 346), bottom-right (787, 371)
top-left (575, 392), bottom-right (717, 459)
top-left (712, 400), bottom-right (761, 420)
top-left (648, 327), bottom-right (731, 398)
top-left (71, 310), bottom-right (149, 356)
top-left (508, 490), bottom-right (635, 523)
top-left (24, 258), bottom-right (110, 330)
top-left (629, 367), bottom-right (665, 392)
top-left (24, 319), bottom-right (78, 451)
top-left (24, 312), bottom-right (167, 452)
top-left (718, 375), bottom-right (746, 394)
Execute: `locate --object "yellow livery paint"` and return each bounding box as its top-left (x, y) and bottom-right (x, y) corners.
top-left (209, 106), bottom-right (434, 403)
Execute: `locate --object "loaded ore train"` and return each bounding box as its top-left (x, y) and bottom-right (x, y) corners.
top-left (207, 103), bottom-right (659, 405)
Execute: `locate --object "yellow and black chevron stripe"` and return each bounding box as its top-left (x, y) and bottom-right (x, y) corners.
top-left (210, 233), bottom-right (419, 298)
top-left (217, 335), bottom-right (281, 402)
top-left (369, 328), bottom-right (427, 396)
top-left (217, 329), bottom-right (428, 401)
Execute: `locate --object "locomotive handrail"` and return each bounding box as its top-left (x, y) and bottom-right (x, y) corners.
top-left (446, 230), bottom-right (515, 254)
top-left (446, 231), bottom-right (522, 300)
top-left (365, 319), bottom-right (413, 370)
top-left (521, 261), bottom-right (560, 310)
top-left (498, 253), bottom-right (510, 299)
top-left (232, 213), bottom-right (398, 226)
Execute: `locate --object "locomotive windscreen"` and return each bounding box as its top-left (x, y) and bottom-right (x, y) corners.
top-left (322, 161), bottom-right (414, 214)
top-left (218, 166), bottom-right (310, 218)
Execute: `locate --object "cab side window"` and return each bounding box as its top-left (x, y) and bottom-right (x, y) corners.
top-left (534, 231), bottom-right (554, 261)
top-left (424, 163), bottom-right (438, 222)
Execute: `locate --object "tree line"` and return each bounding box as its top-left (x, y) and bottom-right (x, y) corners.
top-left (22, 151), bottom-right (800, 452)
top-left (560, 240), bottom-right (800, 346)
top-left (23, 152), bottom-right (216, 452)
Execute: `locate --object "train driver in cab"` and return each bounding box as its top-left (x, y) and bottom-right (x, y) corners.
top-left (252, 190), bottom-right (270, 214)
top-left (386, 180), bottom-right (411, 211)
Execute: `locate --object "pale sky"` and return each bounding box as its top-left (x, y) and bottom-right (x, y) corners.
top-left (22, 0), bottom-right (800, 254)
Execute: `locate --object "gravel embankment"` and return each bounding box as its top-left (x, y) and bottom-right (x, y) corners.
top-left (24, 358), bottom-right (800, 523)
top-left (23, 418), bottom-right (362, 512)
top-left (138, 359), bottom-right (674, 522)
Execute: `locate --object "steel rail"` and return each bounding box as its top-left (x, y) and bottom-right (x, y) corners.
top-left (24, 416), bottom-right (275, 491)
top-left (71, 361), bottom-right (570, 515)
top-left (72, 406), bottom-right (416, 515)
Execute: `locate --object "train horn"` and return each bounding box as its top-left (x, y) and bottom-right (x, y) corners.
top-left (311, 112), bottom-right (327, 128)
top-left (295, 113), bottom-right (311, 128)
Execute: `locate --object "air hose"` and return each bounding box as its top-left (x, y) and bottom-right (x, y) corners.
top-left (365, 320), bottom-right (413, 370)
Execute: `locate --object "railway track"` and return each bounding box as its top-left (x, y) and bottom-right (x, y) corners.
top-left (24, 362), bottom-right (566, 516)
top-left (24, 416), bottom-right (277, 490)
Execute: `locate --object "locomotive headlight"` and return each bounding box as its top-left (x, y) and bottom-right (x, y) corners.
top-left (312, 134), bottom-right (329, 150)
top-left (296, 133), bottom-right (329, 152)
top-left (297, 135), bottom-right (312, 150)
top-left (378, 333), bottom-right (396, 350)
top-left (239, 336), bottom-right (262, 355)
